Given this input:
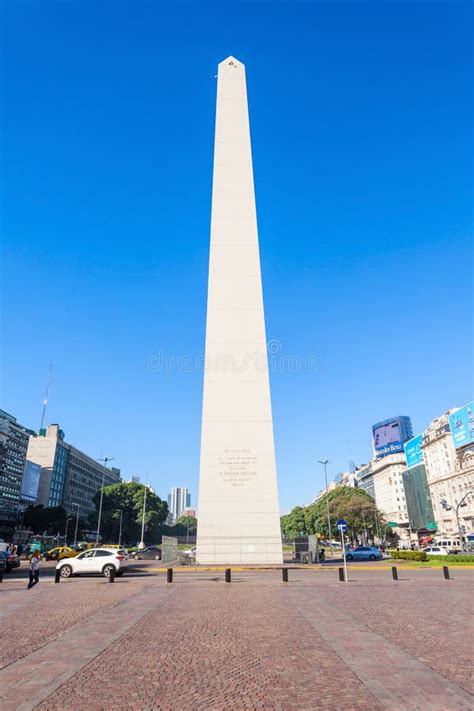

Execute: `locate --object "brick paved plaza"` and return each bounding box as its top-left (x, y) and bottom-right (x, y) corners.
top-left (0, 565), bottom-right (472, 710)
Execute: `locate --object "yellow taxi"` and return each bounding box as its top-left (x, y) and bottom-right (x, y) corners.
top-left (44, 546), bottom-right (76, 561)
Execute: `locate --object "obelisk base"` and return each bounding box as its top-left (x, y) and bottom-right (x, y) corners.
top-left (196, 535), bottom-right (283, 565)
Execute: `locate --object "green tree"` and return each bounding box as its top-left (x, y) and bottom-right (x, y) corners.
top-left (88, 481), bottom-right (168, 544)
top-left (175, 515), bottom-right (197, 534)
top-left (282, 487), bottom-right (385, 543)
top-left (280, 506), bottom-right (310, 537)
top-left (24, 505), bottom-right (69, 535)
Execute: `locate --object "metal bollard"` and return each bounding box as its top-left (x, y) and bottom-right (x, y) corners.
top-left (282, 568), bottom-right (288, 583)
top-left (167, 568), bottom-right (173, 583)
top-left (338, 567), bottom-right (345, 582)
top-left (54, 568), bottom-right (61, 583)
top-left (443, 566), bottom-right (450, 580)
top-left (225, 568), bottom-right (231, 583)
top-left (108, 566), bottom-right (115, 583)
top-left (391, 566), bottom-right (398, 581)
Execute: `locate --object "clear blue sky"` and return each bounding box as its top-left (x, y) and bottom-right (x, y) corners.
top-left (1, 1), bottom-right (472, 512)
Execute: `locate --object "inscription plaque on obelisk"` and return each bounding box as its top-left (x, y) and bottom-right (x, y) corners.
top-left (196, 57), bottom-right (283, 564)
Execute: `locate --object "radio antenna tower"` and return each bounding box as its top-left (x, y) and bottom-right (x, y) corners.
top-left (39, 361), bottom-right (53, 432)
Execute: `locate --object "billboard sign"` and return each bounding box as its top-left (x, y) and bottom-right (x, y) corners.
top-left (373, 419), bottom-right (403, 457)
top-left (449, 401), bottom-right (474, 449)
top-left (20, 461), bottom-right (41, 502)
top-left (404, 435), bottom-right (423, 469)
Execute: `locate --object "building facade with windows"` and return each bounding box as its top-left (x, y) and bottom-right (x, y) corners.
top-left (0, 410), bottom-right (36, 526)
top-left (26, 424), bottom-right (121, 520)
top-left (422, 407), bottom-right (474, 538)
top-left (356, 462), bottom-right (375, 499)
top-left (371, 452), bottom-right (410, 542)
top-left (167, 487), bottom-right (191, 524)
top-left (312, 469), bottom-right (358, 504)
top-left (402, 464), bottom-right (435, 532)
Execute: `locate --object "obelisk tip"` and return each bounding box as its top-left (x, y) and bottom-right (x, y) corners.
top-left (218, 56), bottom-right (245, 76)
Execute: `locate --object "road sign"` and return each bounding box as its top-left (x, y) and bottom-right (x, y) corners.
top-left (337, 519), bottom-right (349, 583)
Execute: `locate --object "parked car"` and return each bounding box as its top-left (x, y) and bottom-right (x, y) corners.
top-left (0, 554), bottom-right (7, 577)
top-left (0, 551), bottom-right (21, 572)
top-left (130, 546), bottom-right (161, 560)
top-left (423, 546), bottom-right (449, 556)
top-left (183, 546), bottom-right (196, 556)
top-left (345, 546), bottom-right (383, 561)
top-left (44, 546), bottom-right (77, 561)
top-left (56, 548), bottom-right (129, 578)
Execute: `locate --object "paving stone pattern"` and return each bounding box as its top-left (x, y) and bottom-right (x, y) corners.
top-left (0, 578), bottom-right (150, 669)
top-left (38, 583), bottom-right (381, 711)
top-left (302, 578), bottom-right (473, 693)
top-left (0, 569), bottom-right (472, 710)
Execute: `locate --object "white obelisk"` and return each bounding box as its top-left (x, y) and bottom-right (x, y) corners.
top-left (196, 57), bottom-right (283, 564)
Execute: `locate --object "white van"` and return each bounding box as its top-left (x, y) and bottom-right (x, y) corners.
top-left (434, 538), bottom-right (463, 554)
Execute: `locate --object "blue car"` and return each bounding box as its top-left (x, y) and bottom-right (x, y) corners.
top-left (345, 546), bottom-right (383, 561)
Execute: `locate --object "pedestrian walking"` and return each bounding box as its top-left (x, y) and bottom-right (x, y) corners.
top-left (27, 551), bottom-right (40, 589)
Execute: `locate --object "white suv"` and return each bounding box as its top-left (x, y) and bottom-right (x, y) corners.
top-left (57, 548), bottom-right (129, 578)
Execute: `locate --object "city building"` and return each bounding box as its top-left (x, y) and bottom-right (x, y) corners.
top-left (0, 410), bottom-right (36, 526)
top-left (312, 478), bottom-right (339, 504)
top-left (402, 465), bottom-right (435, 534)
top-left (312, 469), bottom-right (358, 503)
top-left (421, 402), bottom-right (474, 538)
top-left (181, 508), bottom-right (196, 518)
top-left (167, 487), bottom-right (191, 524)
top-left (371, 452), bottom-right (410, 542)
top-left (400, 434), bottom-right (436, 544)
top-left (355, 462), bottom-right (374, 500)
top-left (123, 476), bottom-right (141, 484)
top-left (26, 424), bottom-right (121, 520)
top-left (372, 416), bottom-right (413, 459)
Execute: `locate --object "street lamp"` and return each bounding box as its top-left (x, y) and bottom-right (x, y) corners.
top-left (96, 457), bottom-right (114, 546)
top-left (318, 459), bottom-right (333, 556)
top-left (73, 503), bottom-right (80, 547)
top-left (117, 509), bottom-right (123, 547)
top-left (361, 508), bottom-right (367, 546)
top-left (440, 489), bottom-right (473, 551)
top-left (64, 517), bottom-right (73, 545)
top-left (138, 480), bottom-right (148, 550)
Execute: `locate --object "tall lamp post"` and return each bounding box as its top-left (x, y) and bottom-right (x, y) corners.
top-left (117, 509), bottom-right (123, 547)
top-left (138, 480), bottom-right (148, 550)
top-left (64, 517), bottom-right (73, 545)
top-left (318, 459), bottom-right (333, 556)
top-left (361, 509), bottom-right (367, 546)
top-left (96, 457), bottom-right (114, 546)
top-left (73, 502), bottom-right (80, 547)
